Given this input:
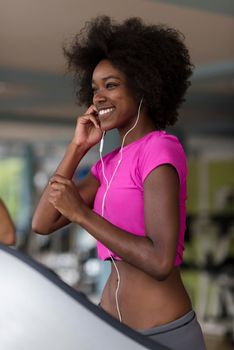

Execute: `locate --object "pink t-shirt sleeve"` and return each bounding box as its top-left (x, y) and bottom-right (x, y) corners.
top-left (139, 135), bottom-right (187, 185)
top-left (91, 159), bottom-right (101, 182)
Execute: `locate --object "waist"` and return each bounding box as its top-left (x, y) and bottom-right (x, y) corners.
top-left (100, 262), bottom-right (192, 329)
top-left (107, 261), bottom-right (186, 293)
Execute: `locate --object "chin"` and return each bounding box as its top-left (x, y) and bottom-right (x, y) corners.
top-left (100, 122), bottom-right (115, 132)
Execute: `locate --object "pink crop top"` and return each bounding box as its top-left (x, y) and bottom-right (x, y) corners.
top-left (91, 130), bottom-right (187, 266)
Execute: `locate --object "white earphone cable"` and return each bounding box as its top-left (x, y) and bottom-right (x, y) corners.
top-left (99, 98), bottom-right (143, 322)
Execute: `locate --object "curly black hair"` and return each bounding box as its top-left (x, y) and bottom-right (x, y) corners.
top-left (64, 16), bottom-right (194, 129)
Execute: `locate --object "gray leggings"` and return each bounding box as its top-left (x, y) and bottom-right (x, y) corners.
top-left (140, 310), bottom-right (207, 350)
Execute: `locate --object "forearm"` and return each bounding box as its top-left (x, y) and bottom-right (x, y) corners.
top-left (53, 142), bottom-right (89, 178)
top-left (32, 142), bottom-right (89, 234)
top-left (0, 225), bottom-right (16, 245)
top-left (0, 201), bottom-right (16, 245)
top-left (78, 207), bottom-right (172, 280)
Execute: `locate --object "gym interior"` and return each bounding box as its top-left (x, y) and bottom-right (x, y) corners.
top-left (0, 1), bottom-right (233, 349)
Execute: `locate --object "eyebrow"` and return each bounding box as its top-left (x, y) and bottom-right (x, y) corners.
top-left (92, 75), bottom-right (122, 84)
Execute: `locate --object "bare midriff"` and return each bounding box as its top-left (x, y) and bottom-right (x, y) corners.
top-left (99, 261), bottom-right (192, 331)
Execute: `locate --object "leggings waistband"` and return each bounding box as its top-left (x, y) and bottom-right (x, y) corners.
top-left (140, 310), bottom-right (195, 336)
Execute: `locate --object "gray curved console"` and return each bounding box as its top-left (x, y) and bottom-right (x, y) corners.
top-left (0, 245), bottom-right (169, 350)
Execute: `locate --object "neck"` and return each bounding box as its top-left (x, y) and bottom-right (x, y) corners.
top-left (118, 114), bottom-right (157, 147)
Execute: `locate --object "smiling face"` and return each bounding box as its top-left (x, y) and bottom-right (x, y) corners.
top-left (92, 60), bottom-right (139, 134)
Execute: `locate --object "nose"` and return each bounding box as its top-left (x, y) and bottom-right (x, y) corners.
top-left (93, 88), bottom-right (107, 105)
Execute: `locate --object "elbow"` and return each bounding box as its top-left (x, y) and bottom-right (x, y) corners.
top-left (155, 269), bottom-right (172, 281)
top-left (32, 218), bottom-right (51, 235)
top-left (151, 258), bottom-right (174, 281)
top-left (32, 226), bottom-right (51, 235)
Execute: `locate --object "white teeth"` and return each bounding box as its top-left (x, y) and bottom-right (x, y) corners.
top-left (98, 108), bottom-right (115, 116)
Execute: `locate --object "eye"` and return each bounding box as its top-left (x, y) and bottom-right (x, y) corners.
top-left (106, 82), bottom-right (118, 90)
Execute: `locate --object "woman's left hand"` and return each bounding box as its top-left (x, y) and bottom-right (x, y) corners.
top-left (48, 174), bottom-right (86, 223)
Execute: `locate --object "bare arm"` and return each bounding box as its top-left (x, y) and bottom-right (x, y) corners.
top-left (32, 143), bottom-right (92, 234)
top-left (32, 105), bottom-right (102, 234)
top-left (0, 200), bottom-right (16, 245)
top-left (56, 164), bottom-right (180, 280)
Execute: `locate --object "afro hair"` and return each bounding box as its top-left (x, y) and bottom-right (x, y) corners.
top-left (64, 16), bottom-right (194, 129)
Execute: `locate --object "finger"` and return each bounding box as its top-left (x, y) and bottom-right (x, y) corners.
top-left (81, 114), bottom-right (100, 129)
top-left (49, 174), bottom-right (71, 185)
top-left (48, 193), bottom-right (63, 208)
top-left (48, 195), bottom-right (56, 206)
top-left (48, 190), bottom-right (61, 200)
top-left (50, 182), bottom-right (67, 191)
top-left (88, 115), bottom-right (100, 128)
top-left (48, 195), bottom-right (66, 216)
top-left (85, 104), bottom-right (98, 116)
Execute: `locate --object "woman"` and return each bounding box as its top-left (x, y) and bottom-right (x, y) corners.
top-left (0, 199), bottom-right (16, 245)
top-left (32, 16), bottom-right (206, 349)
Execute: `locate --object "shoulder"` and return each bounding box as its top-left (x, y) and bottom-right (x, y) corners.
top-left (138, 131), bottom-right (187, 184)
top-left (140, 130), bottom-right (184, 151)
